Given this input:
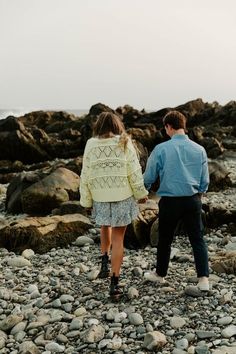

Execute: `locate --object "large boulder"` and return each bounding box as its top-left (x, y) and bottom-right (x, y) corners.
top-left (21, 167), bottom-right (80, 215)
top-left (0, 214), bottom-right (92, 253)
top-left (6, 167), bottom-right (80, 215)
top-left (125, 199), bottom-right (158, 249)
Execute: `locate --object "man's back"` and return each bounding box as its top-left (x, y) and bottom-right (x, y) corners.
top-left (144, 134), bottom-right (209, 197)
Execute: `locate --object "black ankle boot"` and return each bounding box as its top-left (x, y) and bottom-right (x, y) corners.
top-left (110, 274), bottom-right (122, 298)
top-left (98, 253), bottom-right (109, 278)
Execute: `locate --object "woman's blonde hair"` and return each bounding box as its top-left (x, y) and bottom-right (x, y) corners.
top-left (93, 112), bottom-right (129, 150)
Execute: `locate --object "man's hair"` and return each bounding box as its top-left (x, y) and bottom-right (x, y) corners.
top-left (93, 112), bottom-right (125, 137)
top-left (163, 110), bottom-right (187, 130)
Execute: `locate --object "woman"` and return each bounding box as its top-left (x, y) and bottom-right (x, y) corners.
top-left (79, 112), bottom-right (148, 298)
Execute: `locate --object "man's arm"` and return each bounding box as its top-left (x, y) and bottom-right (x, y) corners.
top-left (199, 149), bottom-right (210, 193)
top-left (143, 147), bottom-right (160, 191)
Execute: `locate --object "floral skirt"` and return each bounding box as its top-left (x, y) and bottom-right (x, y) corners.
top-left (92, 196), bottom-right (139, 227)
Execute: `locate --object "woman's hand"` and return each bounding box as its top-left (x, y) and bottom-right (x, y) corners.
top-left (138, 196), bottom-right (148, 204)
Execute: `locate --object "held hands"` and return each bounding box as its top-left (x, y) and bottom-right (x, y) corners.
top-left (138, 196), bottom-right (148, 204)
top-left (85, 207), bottom-right (92, 216)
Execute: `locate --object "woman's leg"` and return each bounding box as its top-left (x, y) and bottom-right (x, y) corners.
top-left (98, 226), bottom-right (112, 278)
top-left (100, 225), bottom-right (112, 255)
top-left (111, 226), bottom-right (126, 276)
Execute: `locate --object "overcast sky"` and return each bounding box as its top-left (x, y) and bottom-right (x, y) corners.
top-left (0, 0), bottom-right (235, 111)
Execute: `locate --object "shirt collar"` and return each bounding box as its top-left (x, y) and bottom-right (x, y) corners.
top-left (171, 134), bottom-right (189, 140)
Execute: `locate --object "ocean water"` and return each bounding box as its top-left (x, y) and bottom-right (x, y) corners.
top-left (0, 109), bottom-right (88, 120)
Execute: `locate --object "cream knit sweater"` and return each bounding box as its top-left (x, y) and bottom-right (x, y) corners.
top-left (79, 136), bottom-right (148, 208)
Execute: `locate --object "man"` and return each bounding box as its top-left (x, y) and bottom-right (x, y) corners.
top-left (143, 110), bottom-right (210, 291)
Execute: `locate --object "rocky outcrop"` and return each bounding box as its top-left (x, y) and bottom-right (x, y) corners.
top-left (0, 113), bottom-right (86, 164)
top-left (1, 98), bottom-right (235, 166)
top-left (0, 98), bottom-right (236, 252)
top-left (0, 213), bottom-right (92, 253)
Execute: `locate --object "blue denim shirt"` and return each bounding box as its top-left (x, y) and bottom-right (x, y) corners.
top-left (143, 134), bottom-right (209, 197)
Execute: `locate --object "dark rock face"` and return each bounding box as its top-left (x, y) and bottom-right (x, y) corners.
top-left (0, 98), bottom-right (235, 166)
top-left (0, 111), bottom-right (86, 164)
top-left (0, 124), bottom-right (50, 164)
top-left (0, 98), bottom-right (236, 252)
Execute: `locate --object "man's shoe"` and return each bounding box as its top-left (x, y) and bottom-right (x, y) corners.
top-left (144, 271), bottom-right (165, 283)
top-left (98, 253), bottom-right (109, 278)
top-left (197, 277), bottom-right (210, 291)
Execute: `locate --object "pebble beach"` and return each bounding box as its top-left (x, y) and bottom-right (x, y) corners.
top-left (0, 222), bottom-right (236, 354)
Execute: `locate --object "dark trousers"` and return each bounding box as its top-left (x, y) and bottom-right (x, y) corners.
top-left (156, 194), bottom-right (209, 278)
